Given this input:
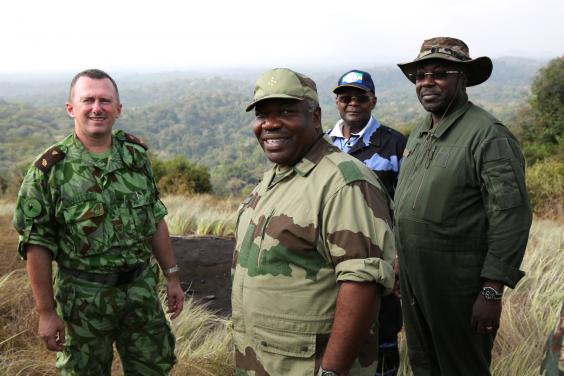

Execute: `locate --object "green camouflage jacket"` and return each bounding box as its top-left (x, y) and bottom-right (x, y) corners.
top-left (13, 130), bottom-right (167, 272)
top-left (232, 136), bottom-right (396, 376)
top-left (395, 101), bottom-right (532, 288)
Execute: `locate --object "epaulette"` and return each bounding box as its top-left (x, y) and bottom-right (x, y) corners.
top-left (34, 146), bottom-right (66, 173)
top-left (123, 132), bottom-right (148, 150)
top-left (336, 160), bottom-right (366, 184)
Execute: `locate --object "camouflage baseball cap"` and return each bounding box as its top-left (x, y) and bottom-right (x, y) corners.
top-left (397, 37), bottom-right (493, 87)
top-left (245, 68), bottom-right (319, 112)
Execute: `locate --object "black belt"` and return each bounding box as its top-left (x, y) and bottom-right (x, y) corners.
top-left (58, 264), bottom-right (146, 286)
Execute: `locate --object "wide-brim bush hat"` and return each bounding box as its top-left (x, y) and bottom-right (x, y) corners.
top-left (398, 37), bottom-right (493, 87)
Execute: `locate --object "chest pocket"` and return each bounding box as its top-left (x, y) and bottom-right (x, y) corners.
top-left (412, 145), bottom-right (466, 224)
top-left (126, 191), bottom-right (157, 240)
top-left (62, 198), bottom-right (108, 256)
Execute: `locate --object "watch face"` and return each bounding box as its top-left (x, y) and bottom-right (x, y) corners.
top-left (482, 287), bottom-right (501, 300)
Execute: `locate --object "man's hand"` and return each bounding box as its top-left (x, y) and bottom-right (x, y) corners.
top-left (470, 293), bottom-right (502, 334)
top-left (165, 276), bottom-right (184, 319)
top-left (37, 310), bottom-right (65, 351)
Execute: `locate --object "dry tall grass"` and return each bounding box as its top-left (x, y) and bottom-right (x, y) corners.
top-left (0, 192), bottom-right (562, 375)
top-left (397, 217), bottom-right (563, 376)
top-left (162, 194), bottom-right (239, 237)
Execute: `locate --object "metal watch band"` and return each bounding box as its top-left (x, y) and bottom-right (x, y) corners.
top-left (481, 286), bottom-right (502, 301)
top-left (318, 368), bottom-right (340, 376)
top-left (164, 265), bottom-right (180, 276)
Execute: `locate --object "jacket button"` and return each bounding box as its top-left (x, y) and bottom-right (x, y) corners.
top-left (301, 346), bottom-right (308, 352)
top-left (260, 341), bottom-right (267, 347)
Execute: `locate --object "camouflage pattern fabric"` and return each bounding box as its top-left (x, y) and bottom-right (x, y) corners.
top-left (232, 136), bottom-right (396, 376)
top-left (540, 301), bottom-right (564, 375)
top-left (394, 101), bottom-right (532, 375)
top-left (13, 130), bottom-right (167, 272)
top-left (13, 130), bottom-right (175, 374)
top-left (55, 264), bottom-right (176, 375)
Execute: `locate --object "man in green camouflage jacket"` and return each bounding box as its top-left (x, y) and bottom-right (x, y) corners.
top-left (13, 69), bottom-right (184, 375)
top-left (395, 37), bottom-right (533, 375)
top-left (231, 68), bottom-right (396, 376)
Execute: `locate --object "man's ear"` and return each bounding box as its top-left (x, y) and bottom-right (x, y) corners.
top-left (313, 107), bottom-right (322, 130)
top-left (65, 102), bottom-right (75, 118)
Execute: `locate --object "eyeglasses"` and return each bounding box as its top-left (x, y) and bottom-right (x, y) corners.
top-left (409, 71), bottom-right (462, 82)
top-left (336, 94), bottom-right (372, 104)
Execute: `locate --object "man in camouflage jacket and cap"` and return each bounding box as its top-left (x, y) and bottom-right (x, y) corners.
top-left (13, 69), bottom-right (184, 375)
top-left (232, 68), bottom-right (397, 376)
top-left (394, 37), bottom-right (532, 375)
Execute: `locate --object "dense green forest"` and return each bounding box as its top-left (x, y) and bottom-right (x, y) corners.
top-left (0, 58), bottom-right (550, 195)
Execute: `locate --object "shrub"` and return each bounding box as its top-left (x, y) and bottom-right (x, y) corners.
top-left (526, 159), bottom-right (564, 218)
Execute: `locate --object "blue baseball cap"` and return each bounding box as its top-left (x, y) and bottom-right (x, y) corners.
top-left (333, 69), bottom-right (375, 93)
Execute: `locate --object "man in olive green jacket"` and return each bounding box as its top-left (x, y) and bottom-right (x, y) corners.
top-left (394, 37), bottom-right (532, 375)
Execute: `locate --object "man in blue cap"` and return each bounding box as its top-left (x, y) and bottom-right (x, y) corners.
top-left (327, 70), bottom-right (406, 376)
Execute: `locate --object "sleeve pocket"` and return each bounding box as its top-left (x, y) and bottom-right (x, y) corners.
top-left (482, 160), bottom-right (523, 210)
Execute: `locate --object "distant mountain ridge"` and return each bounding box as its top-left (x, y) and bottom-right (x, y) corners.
top-left (0, 57), bottom-right (549, 195)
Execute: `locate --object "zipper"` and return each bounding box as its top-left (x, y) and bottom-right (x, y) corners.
top-left (412, 134), bottom-right (436, 210)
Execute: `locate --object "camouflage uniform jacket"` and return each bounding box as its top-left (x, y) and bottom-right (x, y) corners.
top-left (395, 101), bottom-right (532, 288)
top-left (13, 130), bottom-right (167, 272)
top-left (232, 136), bottom-right (396, 376)
top-left (327, 117), bottom-right (407, 198)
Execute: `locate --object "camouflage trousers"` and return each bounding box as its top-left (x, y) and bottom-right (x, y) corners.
top-left (54, 264), bottom-right (176, 376)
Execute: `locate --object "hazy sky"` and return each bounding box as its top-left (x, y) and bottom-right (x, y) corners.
top-left (1, 0), bottom-right (562, 74)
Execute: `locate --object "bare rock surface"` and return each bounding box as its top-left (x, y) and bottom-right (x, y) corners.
top-left (171, 235), bottom-right (234, 316)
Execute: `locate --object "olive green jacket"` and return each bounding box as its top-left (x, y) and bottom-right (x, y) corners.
top-left (395, 101), bottom-right (532, 288)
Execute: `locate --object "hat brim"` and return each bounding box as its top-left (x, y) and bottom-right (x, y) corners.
top-left (245, 94), bottom-right (304, 112)
top-left (397, 54), bottom-right (493, 87)
top-left (333, 84), bottom-right (372, 94)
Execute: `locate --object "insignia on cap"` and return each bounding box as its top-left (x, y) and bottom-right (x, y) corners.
top-left (342, 72), bottom-right (363, 84)
top-left (268, 77), bottom-right (278, 87)
top-left (23, 198), bottom-right (42, 218)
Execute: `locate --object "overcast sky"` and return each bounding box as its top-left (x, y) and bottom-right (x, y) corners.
top-left (1, 0), bottom-right (562, 74)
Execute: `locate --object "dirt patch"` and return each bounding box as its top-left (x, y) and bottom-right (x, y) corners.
top-left (171, 235), bottom-right (234, 316)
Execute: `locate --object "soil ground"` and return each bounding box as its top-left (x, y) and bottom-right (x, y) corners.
top-left (171, 235), bottom-right (234, 316)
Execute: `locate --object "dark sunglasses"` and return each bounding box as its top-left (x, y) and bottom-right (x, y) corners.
top-left (337, 94), bottom-right (372, 104)
top-left (409, 70), bottom-right (462, 82)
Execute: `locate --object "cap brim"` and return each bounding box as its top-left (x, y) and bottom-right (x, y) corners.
top-left (398, 55), bottom-right (493, 86)
top-left (333, 84), bottom-right (372, 94)
top-left (245, 94), bottom-right (304, 112)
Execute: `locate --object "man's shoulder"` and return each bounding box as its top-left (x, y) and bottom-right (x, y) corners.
top-left (32, 134), bottom-right (74, 173)
top-left (320, 149), bottom-right (382, 186)
top-left (378, 124), bottom-right (407, 141)
top-left (114, 130), bottom-right (149, 151)
top-left (464, 102), bottom-right (516, 139)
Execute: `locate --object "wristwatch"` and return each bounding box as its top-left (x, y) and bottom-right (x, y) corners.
top-left (164, 265), bottom-right (180, 276)
top-left (318, 368), bottom-right (340, 376)
top-left (481, 286), bottom-right (502, 301)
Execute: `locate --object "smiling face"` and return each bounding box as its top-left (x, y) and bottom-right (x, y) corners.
top-left (253, 98), bottom-right (321, 167)
top-left (415, 60), bottom-right (466, 119)
top-left (66, 76), bottom-right (122, 143)
top-left (335, 87), bottom-right (376, 132)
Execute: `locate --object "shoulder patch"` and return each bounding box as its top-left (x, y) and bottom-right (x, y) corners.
top-left (34, 146), bottom-right (65, 173)
top-left (337, 160), bottom-right (366, 184)
top-left (123, 132), bottom-right (148, 150)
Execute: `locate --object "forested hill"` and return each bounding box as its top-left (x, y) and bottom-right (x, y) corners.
top-left (0, 57), bottom-right (547, 195)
